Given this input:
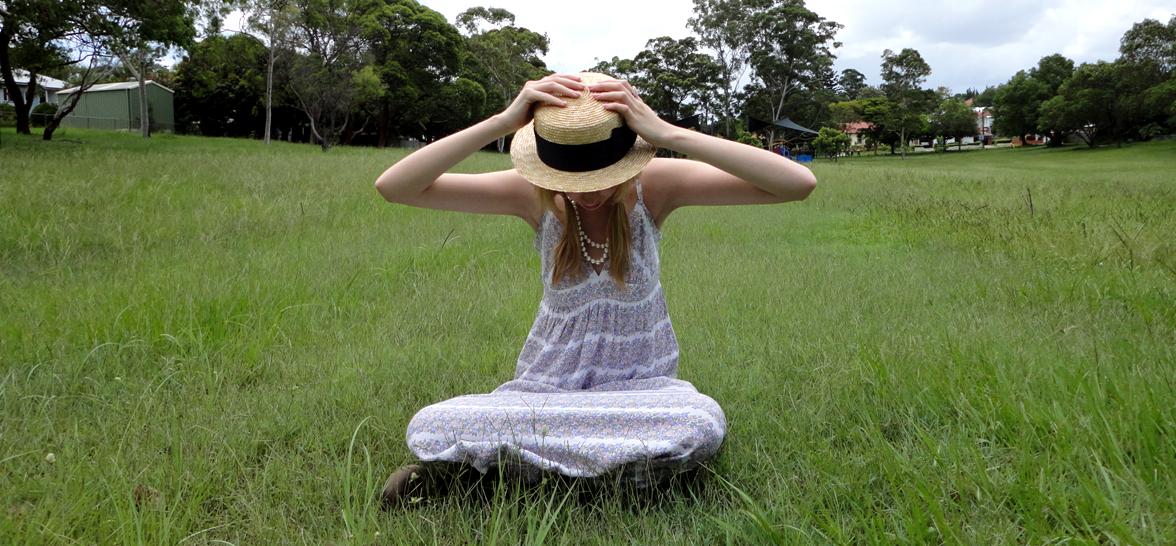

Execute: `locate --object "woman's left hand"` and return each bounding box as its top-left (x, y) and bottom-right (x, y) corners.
top-left (589, 80), bottom-right (680, 149)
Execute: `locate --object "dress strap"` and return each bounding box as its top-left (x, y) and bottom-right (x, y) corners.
top-left (633, 179), bottom-right (662, 242)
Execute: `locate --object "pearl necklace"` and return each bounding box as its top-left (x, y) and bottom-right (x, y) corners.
top-left (568, 199), bottom-right (608, 266)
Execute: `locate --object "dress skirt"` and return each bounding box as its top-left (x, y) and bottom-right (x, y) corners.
top-left (406, 377), bottom-right (726, 484)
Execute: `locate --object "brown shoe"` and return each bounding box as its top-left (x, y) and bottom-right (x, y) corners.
top-left (380, 464), bottom-right (430, 509)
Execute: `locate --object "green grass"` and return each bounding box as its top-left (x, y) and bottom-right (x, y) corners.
top-left (1, 128), bottom-right (1173, 544)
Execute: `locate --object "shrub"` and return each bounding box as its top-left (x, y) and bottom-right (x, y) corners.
top-left (32, 102), bottom-right (58, 127)
top-left (735, 129), bottom-right (764, 148)
top-left (0, 103), bottom-right (15, 127)
top-left (812, 127), bottom-right (851, 159)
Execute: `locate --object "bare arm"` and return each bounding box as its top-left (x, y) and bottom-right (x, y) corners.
top-left (374, 74), bottom-right (587, 228)
top-left (373, 116), bottom-right (536, 219)
top-left (589, 80), bottom-right (817, 224)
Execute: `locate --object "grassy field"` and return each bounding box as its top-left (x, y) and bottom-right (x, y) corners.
top-left (1, 128), bottom-right (1173, 545)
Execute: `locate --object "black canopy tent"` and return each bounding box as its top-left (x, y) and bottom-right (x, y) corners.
top-left (670, 114), bottom-right (702, 130)
top-left (748, 116), bottom-right (818, 149)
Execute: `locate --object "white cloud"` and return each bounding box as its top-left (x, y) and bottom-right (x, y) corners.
top-left (817, 0), bottom-right (1173, 91)
top-left (419, 0), bottom-right (697, 73)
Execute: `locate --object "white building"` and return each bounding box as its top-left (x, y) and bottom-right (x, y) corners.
top-left (1, 69), bottom-right (68, 107)
top-left (973, 106), bottom-right (994, 137)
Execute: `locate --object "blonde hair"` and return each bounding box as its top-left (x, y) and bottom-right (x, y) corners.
top-left (536, 180), bottom-right (633, 287)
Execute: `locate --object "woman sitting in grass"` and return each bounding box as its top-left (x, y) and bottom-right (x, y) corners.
top-left (374, 72), bottom-right (817, 505)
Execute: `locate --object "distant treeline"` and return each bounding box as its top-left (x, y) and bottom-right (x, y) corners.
top-left (3, 1), bottom-right (1172, 151)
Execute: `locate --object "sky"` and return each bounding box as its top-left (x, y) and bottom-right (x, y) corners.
top-left (404, 0), bottom-right (1174, 93)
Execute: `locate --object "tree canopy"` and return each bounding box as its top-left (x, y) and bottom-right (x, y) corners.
top-left (12, 1), bottom-right (1172, 152)
top-left (880, 48), bottom-right (932, 158)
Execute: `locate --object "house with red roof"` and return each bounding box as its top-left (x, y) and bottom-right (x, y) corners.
top-left (841, 121), bottom-right (873, 147)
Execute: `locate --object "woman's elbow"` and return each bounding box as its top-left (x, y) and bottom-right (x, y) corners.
top-left (798, 171), bottom-right (817, 200)
top-left (374, 176), bottom-right (404, 204)
top-left (781, 169), bottom-right (817, 202)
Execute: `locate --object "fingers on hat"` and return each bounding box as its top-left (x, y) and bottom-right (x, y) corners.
top-left (535, 79), bottom-right (586, 98)
top-left (591, 90), bottom-right (630, 102)
top-left (548, 75), bottom-right (586, 89)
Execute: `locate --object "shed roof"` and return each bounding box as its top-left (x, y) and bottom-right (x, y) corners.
top-left (59, 80), bottom-right (175, 95)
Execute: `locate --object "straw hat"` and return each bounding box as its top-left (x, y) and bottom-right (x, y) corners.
top-left (510, 72), bottom-right (656, 193)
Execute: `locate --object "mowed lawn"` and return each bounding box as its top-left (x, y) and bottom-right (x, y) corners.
top-left (1, 128), bottom-right (1173, 544)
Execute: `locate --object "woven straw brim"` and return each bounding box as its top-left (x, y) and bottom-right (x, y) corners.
top-left (510, 121), bottom-right (656, 193)
top-left (509, 72), bottom-right (655, 193)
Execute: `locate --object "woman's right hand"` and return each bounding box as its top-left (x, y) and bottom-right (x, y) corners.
top-left (496, 74), bottom-right (587, 134)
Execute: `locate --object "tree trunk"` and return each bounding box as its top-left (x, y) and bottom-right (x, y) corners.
top-left (900, 128), bottom-right (907, 160)
top-left (18, 71), bottom-right (37, 133)
top-left (264, 14), bottom-right (274, 145)
top-left (42, 121), bottom-right (60, 140)
top-left (0, 29), bottom-right (32, 135)
top-left (377, 103), bottom-right (389, 148)
top-left (138, 64), bottom-right (150, 138)
top-left (42, 81), bottom-right (88, 141)
top-left (767, 76), bottom-right (790, 148)
top-left (303, 108), bottom-right (326, 150)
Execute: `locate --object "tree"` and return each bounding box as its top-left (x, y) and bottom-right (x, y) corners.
top-left (993, 70), bottom-right (1046, 143)
top-left (174, 33), bottom-right (268, 136)
top-left (1037, 61), bottom-right (1147, 147)
top-left (363, 0), bottom-right (466, 146)
top-left (418, 75), bottom-right (486, 139)
top-left (1036, 94), bottom-right (1087, 146)
top-left (880, 48), bottom-right (932, 159)
top-left (991, 54), bottom-right (1074, 146)
top-left (972, 85), bottom-right (997, 107)
top-left (241, 0), bottom-right (296, 144)
top-left (38, 35), bottom-right (112, 141)
top-left (0, 0), bottom-right (74, 134)
top-left (284, 0), bottom-right (373, 151)
top-left (588, 56), bottom-right (638, 81)
top-left (837, 68), bottom-right (866, 100)
top-left (745, 0), bottom-right (841, 145)
top-left (456, 6), bottom-right (549, 152)
top-left (1032, 54), bottom-right (1075, 146)
top-left (631, 36), bottom-right (721, 122)
top-left (1119, 16), bottom-right (1176, 74)
top-left (931, 97), bottom-right (976, 151)
top-left (840, 95), bottom-right (894, 154)
top-left (1034, 53), bottom-right (1075, 95)
top-left (811, 126), bottom-right (849, 160)
top-left (1118, 16), bottom-right (1176, 137)
top-left (688, 0), bottom-right (757, 137)
top-left (589, 38), bottom-right (721, 126)
top-left (827, 100), bottom-right (860, 126)
top-left (1104, 59), bottom-right (1167, 143)
top-left (740, 70), bottom-right (836, 143)
top-left (1141, 76), bottom-right (1176, 130)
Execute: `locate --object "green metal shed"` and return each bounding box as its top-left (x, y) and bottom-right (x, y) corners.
top-left (56, 81), bottom-right (175, 132)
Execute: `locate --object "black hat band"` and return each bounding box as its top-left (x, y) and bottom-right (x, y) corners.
top-left (533, 124), bottom-right (637, 172)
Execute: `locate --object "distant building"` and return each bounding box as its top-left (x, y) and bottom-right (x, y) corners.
top-left (1, 69), bottom-right (67, 107)
top-left (56, 81), bottom-right (175, 132)
top-left (973, 106), bottom-right (994, 138)
top-left (841, 121), bottom-right (873, 147)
